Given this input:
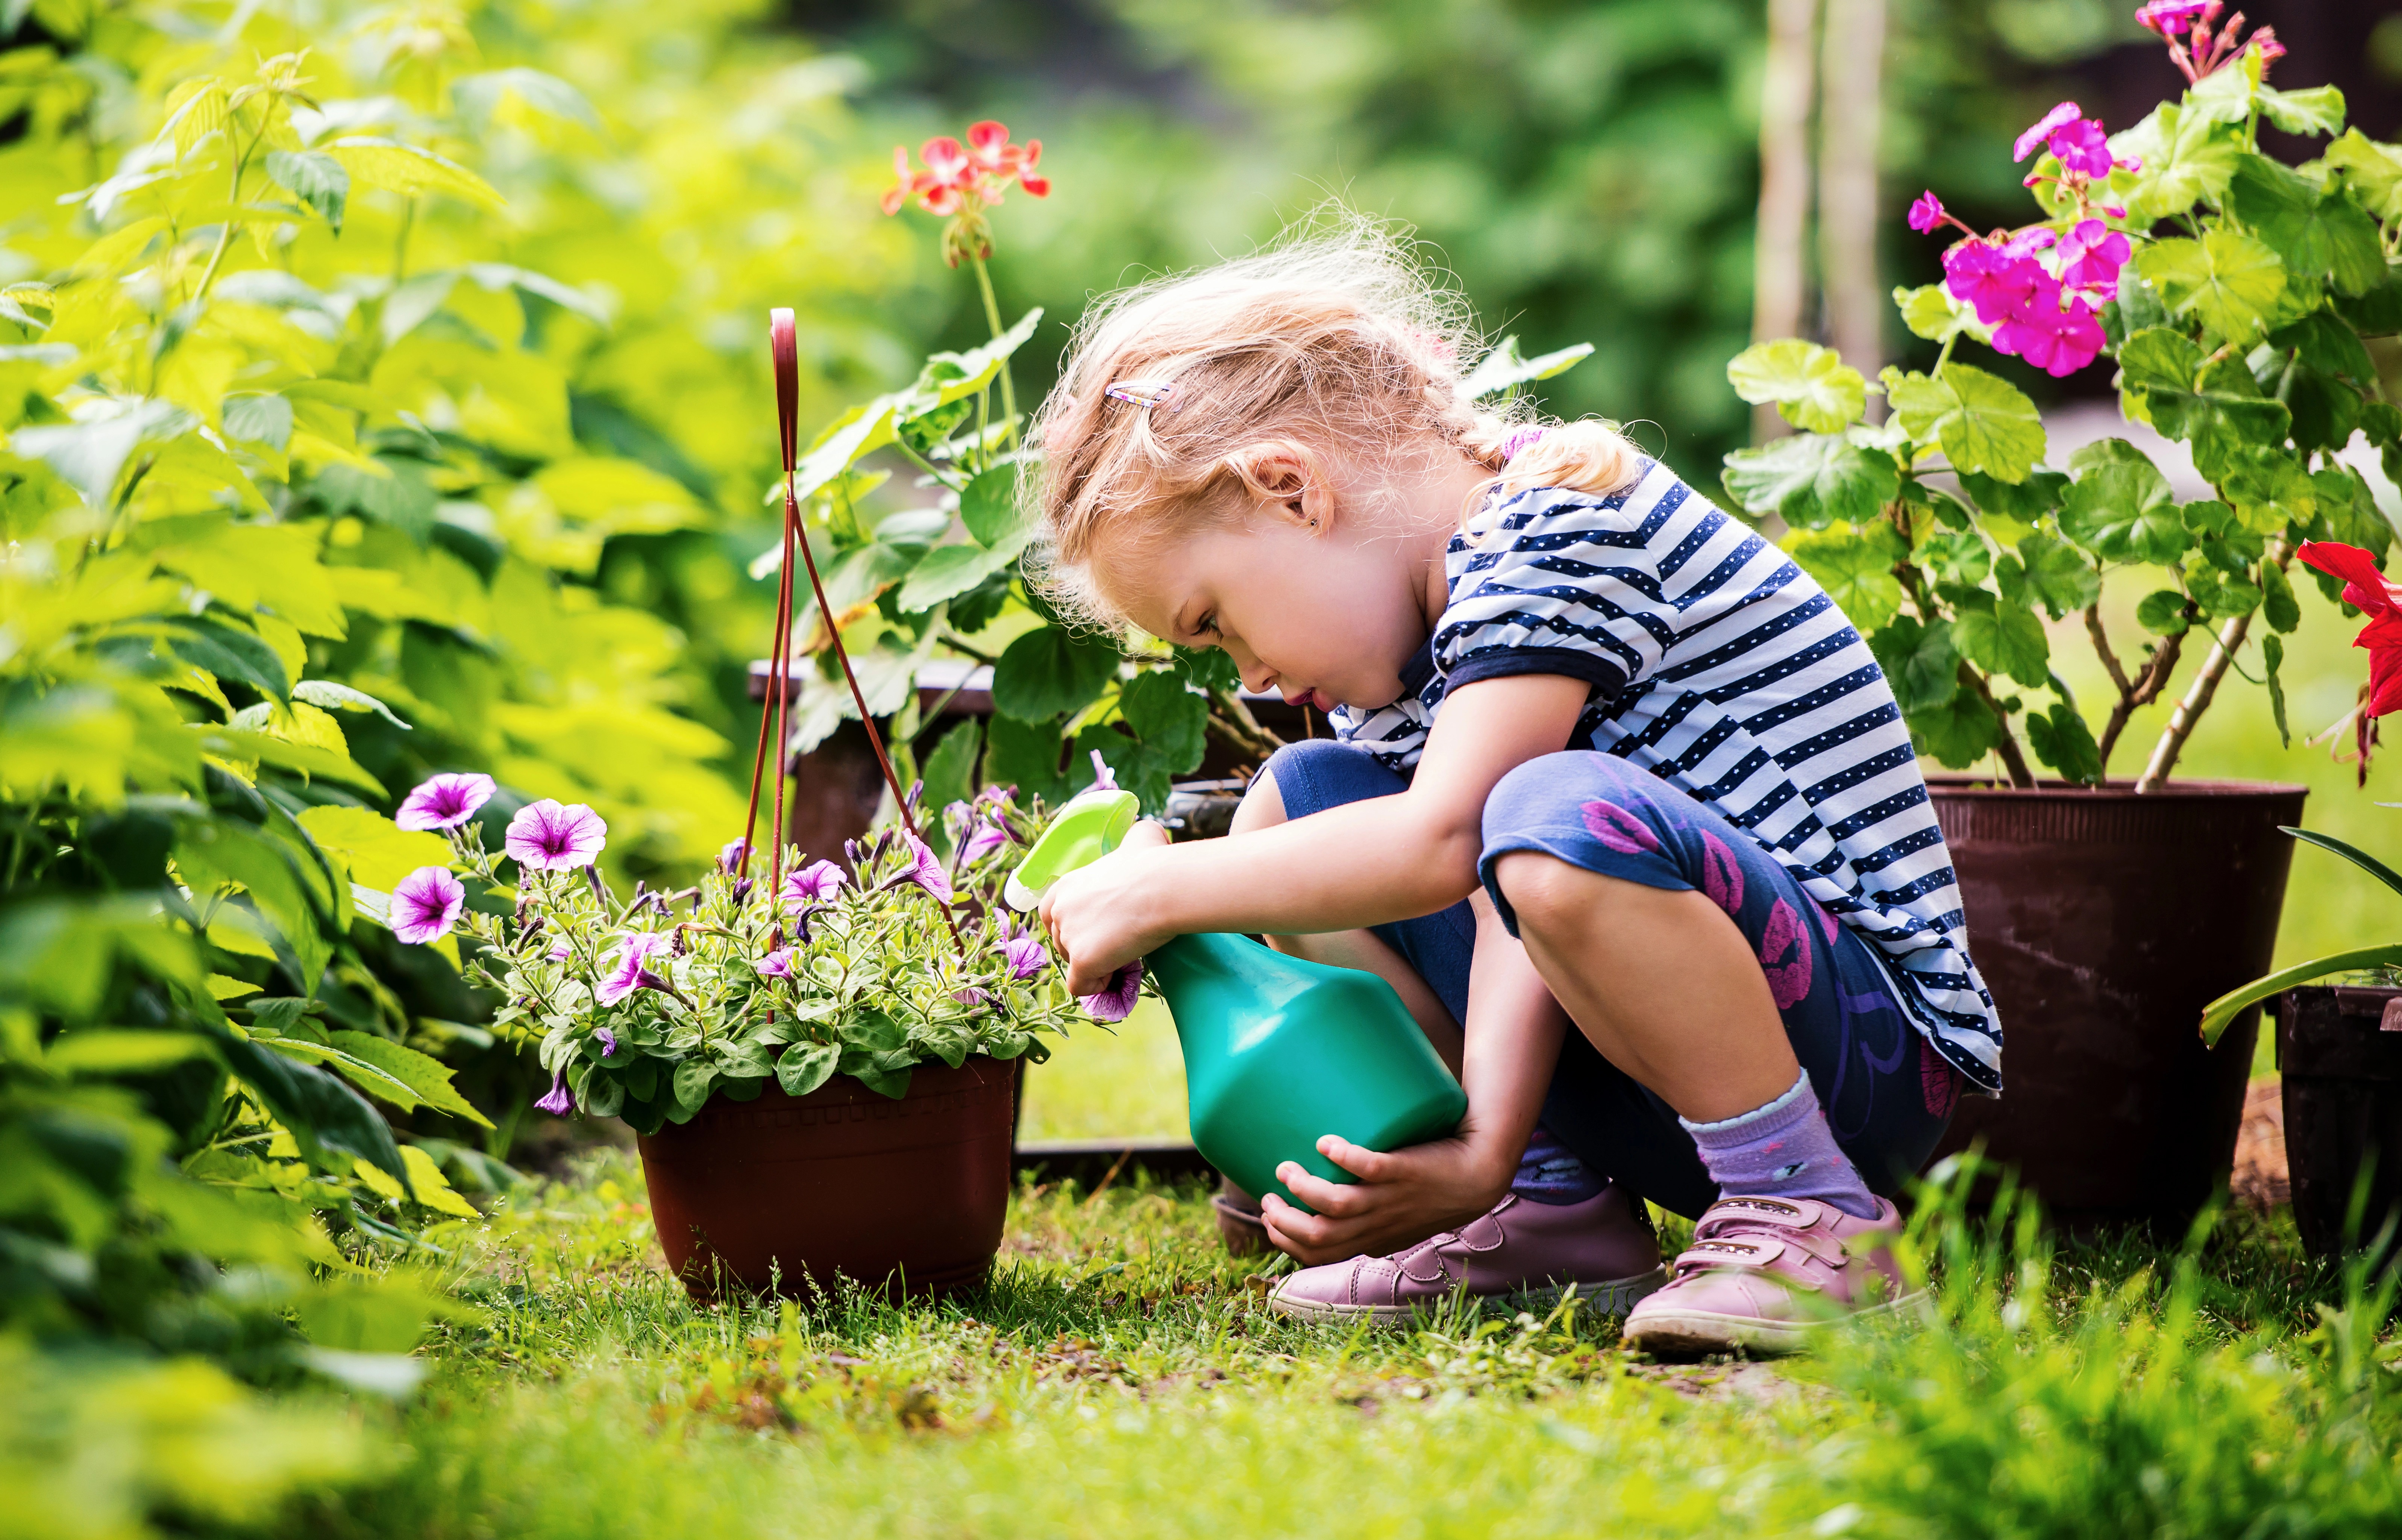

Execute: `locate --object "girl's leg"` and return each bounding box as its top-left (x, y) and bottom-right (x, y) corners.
top-left (1480, 750), bottom-right (1956, 1213)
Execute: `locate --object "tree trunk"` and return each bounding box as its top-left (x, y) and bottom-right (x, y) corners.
top-left (1817, 0), bottom-right (1884, 411)
top-left (1753, 0), bottom-right (1819, 444)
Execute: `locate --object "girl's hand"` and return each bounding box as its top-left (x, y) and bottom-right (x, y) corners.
top-left (1039, 819), bottom-right (1178, 995)
top-left (1257, 1131), bottom-right (1515, 1266)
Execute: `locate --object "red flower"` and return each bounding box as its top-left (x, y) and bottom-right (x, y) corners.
top-left (880, 121), bottom-right (1051, 219)
top-left (2298, 541), bottom-right (2402, 781)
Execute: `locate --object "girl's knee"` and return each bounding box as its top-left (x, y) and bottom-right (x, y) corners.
top-left (1488, 849), bottom-right (1598, 937)
top-left (1256, 739), bottom-right (1409, 822)
top-left (1230, 765), bottom-right (1288, 835)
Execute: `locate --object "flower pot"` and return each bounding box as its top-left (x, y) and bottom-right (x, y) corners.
top-left (635, 1055), bottom-right (1018, 1301)
top-left (2278, 985), bottom-right (2402, 1263)
top-left (1925, 777), bottom-right (2305, 1229)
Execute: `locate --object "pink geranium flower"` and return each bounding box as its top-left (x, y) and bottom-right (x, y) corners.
top-left (2013, 102), bottom-right (2083, 163)
top-left (1906, 191), bottom-right (1946, 233)
top-left (390, 865), bottom-right (464, 945)
top-left (2054, 218), bottom-right (2132, 296)
top-left (395, 772), bottom-right (495, 832)
top-left (505, 800), bottom-right (607, 871)
top-left (1080, 960), bottom-right (1143, 1022)
top-left (596, 931), bottom-right (673, 1007)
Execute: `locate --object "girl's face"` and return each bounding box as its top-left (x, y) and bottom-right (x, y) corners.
top-left (1093, 446), bottom-right (1483, 714)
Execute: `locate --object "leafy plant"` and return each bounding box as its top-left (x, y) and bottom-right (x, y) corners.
top-left (379, 769), bottom-right (1105, 1132)
top-left (1720, 10), bottom-right (2400, 790)
top-left (2198, 816), bottom-right (2402, 1044)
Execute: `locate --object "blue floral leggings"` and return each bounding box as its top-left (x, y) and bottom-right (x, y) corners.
top-left (1264, 740), bottom-right (1961, 1219)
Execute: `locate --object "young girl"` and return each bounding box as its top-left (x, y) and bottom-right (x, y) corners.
top-left (1030, 223), bottom-right (1999, 1355)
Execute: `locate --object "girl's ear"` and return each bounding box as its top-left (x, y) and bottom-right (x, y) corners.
top-left (1225, 439), bottom-right (1332, 532)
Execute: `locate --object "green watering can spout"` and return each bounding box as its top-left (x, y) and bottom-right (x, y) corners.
top-left (1008, 791), bottom-right (1466, 1209)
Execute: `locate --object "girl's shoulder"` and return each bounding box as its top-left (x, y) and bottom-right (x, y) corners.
top-left (1457, 456), bottom-right (1703, 547)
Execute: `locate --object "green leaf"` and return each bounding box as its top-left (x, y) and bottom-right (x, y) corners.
top-left (2117, 327), bottom-right (2204, 396)
top-left (1885, 364), bottom-right (2044, 484)
top-left (2134, 232), bottom-right (2288, 343)
top-left (1118, 670), bottom-right (1208, 777)
top-left (992, 626), bottom-right (1119, 722)
top-left (2111, 102), bottom-right (2239, 223)
top-left (322, 138), bottom-right (505, 211)
top-left (2014, 533), bottom-right (2100, 620)
top-left (2227, 154), bottom-right (2387, 296)
top-left (1462, 336), bottom-right (1595, 399)
top-left (1171, 644), bottom-right (1241, 693)
top-left (775, 1040), bottom-right (839, 1098)
top-left (1725, 340), bottom-right (1868, 433)
top-left (1784, 523), bottom-right (1906, 634)
top-left (1907, 690), bottom-right (2002, 769)
top-left (163, 615), bottom-right (291, 700)
top-left (328, 1032), bottom-right (492, 1128)
top-left (960, 463), bottom-right (1028, 547)
top-left (2322, 129), bottom-right (2402, 224)
top-left (294, 805), bottom-right (450, 896)
top-left (9, 398), bottom-right (193, 509)
top-left (749, 406), bottom-right (899, 578)
top-left (2259, 556), bottom-right (2301, 635)
top-left (451, 68), bottom-right (607, 137)
top-left (222, 393), bottom-right (294, 451)
top-left (1719, 434), bottom-right (1899, 531)
top-left (2024, 702), bottom-right (2102, 785)
top-left (1867, 613), bottom-right (1960, 714)
top-left (2268, 312), bottom-right (2379, 388)
top-left (1949, 592), bottom-right (2050, 689)
top-left (895, 536), bottom-right (1024, 614)
top-left (983, 712), bottom-right (1067, 806)
top-left (2135, 589), bottom-right (2193, 635)
top-left (2262, 631), bottom-right (2290, 749)
top-left (1892, 283), bottom-right (1989, 346)
top-left (918, 716), bottom-right (981, 821)
top-left (291, 680), bottom-right (411, 731)
top-left (2287, 826), bottom-right (2402, 902)
top-left (671, 1058), bottom-right (716, 1114)
top-left (44, 1028), bottom-right (214, 1074)
top-left (2256, 83), bottom-right (2346, 138)
top-left (216, 1031), bottom-right (406, 1184)
top-left (263, 149), bottom-right (348, 232)
top-left (2059, 439), bottom-right (2186, 565)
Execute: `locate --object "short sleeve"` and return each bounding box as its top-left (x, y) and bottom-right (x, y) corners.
top-left (1433, 473), bottom-right (1688, 700)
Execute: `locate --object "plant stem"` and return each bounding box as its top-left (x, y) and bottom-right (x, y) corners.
top-left (1205, 687), bottom-right (1286, 762)
top-left (2091, 603), bottom-right (2188, 773)
top-left (970, 255), bottom-right (1019, 449)
top-left (191, 121), bottom-right (254, 305)
top-left (2136, 609), bottom-right (2251, 792)
top-left (1960, 662), bottom-right (2036, 788)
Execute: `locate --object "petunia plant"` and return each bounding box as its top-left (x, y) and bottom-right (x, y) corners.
top-left (1720, 1), bottom-right (2401, 791)
top-left (379, 770), bottom-right (1108, 1132)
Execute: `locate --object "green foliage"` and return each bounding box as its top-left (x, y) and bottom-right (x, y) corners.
top-left (1728, 65), bottom-right (2400, 786)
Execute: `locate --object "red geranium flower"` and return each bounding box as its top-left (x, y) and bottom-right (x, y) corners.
top-left (881, 121), bottom-right (1050, 218)
top-left (2297, 541), bottom-right (2402, 781)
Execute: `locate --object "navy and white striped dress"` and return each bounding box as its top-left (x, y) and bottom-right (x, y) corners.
top-left (1329, 459), bottom-right (2003, 1093)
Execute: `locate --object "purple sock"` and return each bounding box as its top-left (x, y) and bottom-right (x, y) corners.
top-left (1679, 1071), bottom-right (1878, 1219)
top-left (1510, 1125), bottom-right (1605, 1205)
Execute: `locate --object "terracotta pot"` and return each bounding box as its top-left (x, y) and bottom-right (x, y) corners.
top-left (1926, 777), bottom-right (2305, 1229)
top-left (2279, 985), bottom-right (2402, 1263)
top-left (636, 1056), bottom-right (1018, 1301)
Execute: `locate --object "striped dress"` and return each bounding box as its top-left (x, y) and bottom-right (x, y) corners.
top-left (1329, 459), bottom-right (2003, 1093)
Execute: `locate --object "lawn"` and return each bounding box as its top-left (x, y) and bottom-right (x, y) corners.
top-left (278, 1138), bottom-right (2399, 1540)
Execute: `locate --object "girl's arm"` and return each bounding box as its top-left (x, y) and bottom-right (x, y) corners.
top-left (1257, 891), bottom-right (1568, 1263)
top-left (1040, 671), bottom-right (1588, 994)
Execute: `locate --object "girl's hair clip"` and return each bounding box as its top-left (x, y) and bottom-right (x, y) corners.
top-left (1103, 378), bottom-right (1177, 410)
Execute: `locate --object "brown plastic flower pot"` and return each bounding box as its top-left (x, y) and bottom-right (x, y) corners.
top-left (1925, 777), bottom-right (2305, 1230)
top-left (2278, 985), bottom-right (2402, 1264)
top-left (636, 1055), bottom-right (1019, 1302)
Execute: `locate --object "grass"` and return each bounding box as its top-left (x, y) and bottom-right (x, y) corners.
top-left (255, 1148), bottom-right (2402, 1540)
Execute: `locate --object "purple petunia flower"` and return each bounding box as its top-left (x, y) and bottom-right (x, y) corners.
top-left (547, 937), bottom-right (572, 963)
top-left (781, 859), bottom-right (846, 911)
top-left (395, 772), bottom-right (496, 832)
top-left (952, 985), bottom-right (990, 1009)
top-left (1001, 931), bottom-right (1048, 981)
top-left (594, 1028), bottom-right (618, 1057)
top-left (1086, 750), bottom-right (1117, 793)
top-left (536, 1068), bottom-right (575, 1116)
top-left (976, 782), bottom-right (1015, 809)
top-left (2012, 101), bottom-right (2082, 164)
top-left (1080, 959), bottom-right (1143, 1023)
top-left (755, 947), bottom-right (794, 978)
top-left (896, 832), bottom-right (953, 903)
top-left (1906, 191), bottom-right (1945, 233)
top-left (595, 931), bottom-right (673, 1007)
top-left (391, 865), bottom-right (466, 945)
top-left (717, 837), bottom-right (751, 875)
top-left (505, 799), bottom-right (608, 871)
top-left (961, 817), bottom-right (1009, 864)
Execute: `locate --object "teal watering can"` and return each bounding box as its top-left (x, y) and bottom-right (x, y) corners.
top-left (1008, 786), bottom-right (1468, 1209)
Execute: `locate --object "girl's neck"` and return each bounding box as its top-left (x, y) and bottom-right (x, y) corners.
top-left (1406, 452), bottom-right (1496, 632)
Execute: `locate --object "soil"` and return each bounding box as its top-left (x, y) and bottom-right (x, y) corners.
top-left (2230, 1075), bottom-right (2290, 1212)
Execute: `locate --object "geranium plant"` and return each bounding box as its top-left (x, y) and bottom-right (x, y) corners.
top-left (381, 768), bottom-right (1101, 1133)
top-left (1720, 2), bottom-right (2400, 791)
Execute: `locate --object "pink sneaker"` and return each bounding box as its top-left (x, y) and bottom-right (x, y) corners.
top-left (1265, 1185), bottom-right (1667, 1327)
top-left (1621, 1193), bottom-right (1920, 1357)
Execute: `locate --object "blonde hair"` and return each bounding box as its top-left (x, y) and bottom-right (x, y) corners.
top-left (1030, 214), bottom-right (1642, 629)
